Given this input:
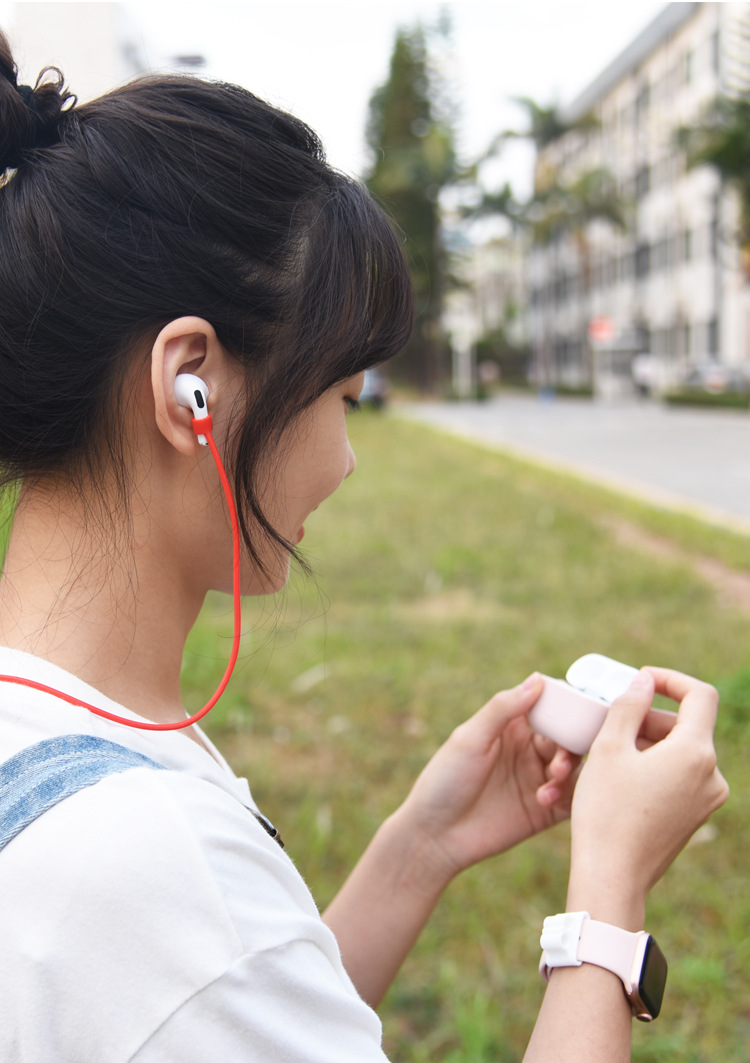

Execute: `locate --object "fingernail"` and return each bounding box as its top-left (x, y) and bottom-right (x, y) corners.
top-left (521, 673), bottom-right (541, 691)
top-left (629, 671), bottom-right (650, 689)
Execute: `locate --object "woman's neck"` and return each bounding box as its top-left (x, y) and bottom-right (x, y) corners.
top-left (0, 480), bottom-right (205, 726)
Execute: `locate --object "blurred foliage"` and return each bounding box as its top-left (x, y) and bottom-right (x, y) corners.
top-left (466, 97), bottom-right (627, 387)
top-left (195, 413), bottom-right (750, 1062)
top-left (365, 23), bottom-right (458, 393)
top-left (474, 327), bottom-right (531, 387)
top-left (490, 96), bottom-right (598, 157)
top-left (524, 166), bottom-right (627, 246)
top-left (468, 93), bottom-right (626, 247)
top-left (678, 94), bottom-right (750, 262)
top-left (664, 389), bottom-right (750, 409)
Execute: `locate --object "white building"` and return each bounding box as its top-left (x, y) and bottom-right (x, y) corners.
top-left (443, 228), bottom-right (529, 396)
top-left (527, 2), bottom-right (750, 396)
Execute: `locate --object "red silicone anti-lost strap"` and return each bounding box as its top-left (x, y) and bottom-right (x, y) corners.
top-left (0, 416), bottom-right (240, 731)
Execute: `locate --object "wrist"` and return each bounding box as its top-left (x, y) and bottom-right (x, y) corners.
top-left (378, 804), bottom-right (459, 901)
top-left (566, 865), bottom-right (646, 931)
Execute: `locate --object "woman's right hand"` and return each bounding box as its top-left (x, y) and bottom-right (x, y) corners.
top-left (566, 668), bottom-right (729, 926)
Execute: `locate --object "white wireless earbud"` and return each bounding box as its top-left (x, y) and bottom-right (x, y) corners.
top-left (174, 373), bottom-right (211, 445)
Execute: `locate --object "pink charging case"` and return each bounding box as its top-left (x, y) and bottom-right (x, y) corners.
top-left (528, 677), bottom-right (610, 755)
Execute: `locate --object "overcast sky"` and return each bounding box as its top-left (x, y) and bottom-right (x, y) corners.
top-left (125, 0), bottom-right (667, 188)
top-left (2, 1), bottom-right (668, 190)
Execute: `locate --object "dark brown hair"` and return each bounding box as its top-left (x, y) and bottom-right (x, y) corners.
top-left (0, 31), bottom-right (413, 570)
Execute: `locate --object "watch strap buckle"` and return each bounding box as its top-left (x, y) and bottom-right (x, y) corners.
top-left (539, 910), bottom-right (590, 978)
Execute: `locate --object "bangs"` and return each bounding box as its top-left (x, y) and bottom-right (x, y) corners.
top-left (283, 177), bottom-right (415, 408)
top-left (230, 175), bottom-right (414, 574)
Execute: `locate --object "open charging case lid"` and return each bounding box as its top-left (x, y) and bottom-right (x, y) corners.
top-left (528, 654), bottom-right (640, 755)
top-left (565, 653), bottom-right (639, 704)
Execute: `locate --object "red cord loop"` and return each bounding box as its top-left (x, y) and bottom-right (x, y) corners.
top-left (0, 425), bottom-right (242, 731)
top-left (192, 414), bottom-right (213, 435)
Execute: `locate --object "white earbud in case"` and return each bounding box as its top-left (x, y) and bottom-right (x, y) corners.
top-left (528, 653), bottom-right (640, 754)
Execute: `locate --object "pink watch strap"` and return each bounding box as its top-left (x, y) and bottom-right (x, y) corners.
top-left (539, 913), bottom-right (644, 992)
top-left (578, 919), bottom-right (642, 991)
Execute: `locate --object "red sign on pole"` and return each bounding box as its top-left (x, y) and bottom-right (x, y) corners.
top-left (588, 316), bottom-right (616, 344)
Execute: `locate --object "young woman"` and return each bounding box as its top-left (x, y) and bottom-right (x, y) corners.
top-left (0, 35), bottom-right (728, 1062)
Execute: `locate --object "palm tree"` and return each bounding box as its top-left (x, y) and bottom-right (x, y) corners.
top-left (479, 96), bottom-right (599, 194)
top-left (530, 169), bottom-right (628, 385)
top-left (525, 168), bottom-right (627, 243)
top-left (677, 95), bottom-right (750, 276)
top-left (466, 97), bottom-right (627, 388)
top-left (466, 160), bottom-right (627, 388)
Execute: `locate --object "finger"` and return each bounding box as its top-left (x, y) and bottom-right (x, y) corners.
top-left (545, 745), bottom-right (578, 782)
top-left (643, 667), bottom-right (719, 737)
top-left (531, 731), bottom-right (559, 763)
top-left (595, 670), bottom-right (655, 744)
top-left (536, 779), bottom-right (561, 807)
top-left (537, 761), bottom-right (580, 810)
top-left (637, 707), bottom-right (678, 745)
top-left (461, 674), bottom-right (544, 748)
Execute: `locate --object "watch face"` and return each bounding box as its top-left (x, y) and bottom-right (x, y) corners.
top-left (636, 936), bottom-right (668, 1021)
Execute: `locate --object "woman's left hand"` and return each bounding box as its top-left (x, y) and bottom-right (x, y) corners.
top-left (325, 675), bottom-right (577, 1006)
top-left (394, 674), bottom-right (578, 884)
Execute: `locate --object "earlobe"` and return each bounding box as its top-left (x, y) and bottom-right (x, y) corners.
top-left (150, 317), bottom-right (222, 456)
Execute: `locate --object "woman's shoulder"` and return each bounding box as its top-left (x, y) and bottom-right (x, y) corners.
top-left (0, 756), bottom-right (365, 1060)
top-left (2, 750), bottom-right (320, 937)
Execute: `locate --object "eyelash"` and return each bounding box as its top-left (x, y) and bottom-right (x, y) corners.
top-left (345, 397), bottom-right (361, 413)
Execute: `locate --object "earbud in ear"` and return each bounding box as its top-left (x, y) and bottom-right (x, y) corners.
top-left (174, 373), bottom-right (211, 446)
top-left (175, 373), bottom-right (210, 417)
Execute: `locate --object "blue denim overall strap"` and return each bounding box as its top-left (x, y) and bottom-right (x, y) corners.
top-left (0, 734), bottom-right (166, 854)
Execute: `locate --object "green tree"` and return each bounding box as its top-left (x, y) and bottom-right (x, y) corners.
top-left (524, 168), bottom-right (626, 244)
top-left (678, 94), bottom-right (750, 275)
top-left (478, 96), bottom-right (599, 195)
top-left (468, 98), bottom-right (628, 388)
top-left (529, 168), bottom-right (627, 385)
top-left (365, 25), bottom-right (457, 392)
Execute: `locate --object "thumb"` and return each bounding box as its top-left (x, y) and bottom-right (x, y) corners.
top-left (463, 674), bottom-right (543, 748)
top-left (594, 669), bottom-right (654, 746)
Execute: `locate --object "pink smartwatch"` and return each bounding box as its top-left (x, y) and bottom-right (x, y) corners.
top-left (539, 911), bottom-right (668, 1021)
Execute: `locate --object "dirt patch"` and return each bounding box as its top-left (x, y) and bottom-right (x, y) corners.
top-left (603, 517), bottom-right (750, 614)
top-left (398, 587), bottom-right (512, 624)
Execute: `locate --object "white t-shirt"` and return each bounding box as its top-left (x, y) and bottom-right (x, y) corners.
top-left (0, 647), bottom-right (389, 1062)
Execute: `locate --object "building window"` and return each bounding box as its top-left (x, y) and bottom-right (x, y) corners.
top-left (636, 82), bottom-right (651, 118)
top-left (635, 243), bottom-right (650, 278)
top-left (708, 316), bottom-right (719, 355)
top-left (684, 49), bottom-right (693, 84)
top-left (635, 165), bottom-right (651, 199)
top-left (711, 31), bottom-right (720, 76)
top-left (682, 228), bottom-right (693, 262)
top-left (653, 236), bottom-right (670, 271)
top-left (554, 274), bottom-right (569, 305)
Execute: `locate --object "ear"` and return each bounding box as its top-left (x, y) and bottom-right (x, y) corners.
top-left (150, 317), bottom-right (229, 455)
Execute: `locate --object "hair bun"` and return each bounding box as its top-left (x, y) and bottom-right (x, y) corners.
top-left (0, 30), bottom-right (74, 173)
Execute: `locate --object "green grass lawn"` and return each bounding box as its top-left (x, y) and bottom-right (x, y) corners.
top-left (191, 411), bottom-right (750, 1062)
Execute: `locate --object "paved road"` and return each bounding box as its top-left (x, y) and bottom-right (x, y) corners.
top-left (397, 394), bottom-right (750, 533)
